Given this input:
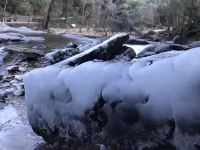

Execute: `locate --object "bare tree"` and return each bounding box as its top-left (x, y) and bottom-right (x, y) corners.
top-left (43, 0), bottom-right (56, 29)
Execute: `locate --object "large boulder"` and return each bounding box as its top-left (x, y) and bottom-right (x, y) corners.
top-left (45, 48), bottom-right (80, 64)
top-left (24, 48), bottom-right (200, 149)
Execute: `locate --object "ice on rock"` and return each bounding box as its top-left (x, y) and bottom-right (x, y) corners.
top-left (24, 48), bottom-right (200, 149)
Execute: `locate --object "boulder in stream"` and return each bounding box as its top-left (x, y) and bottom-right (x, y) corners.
top-left (24, 47), bottom-right (200, 149)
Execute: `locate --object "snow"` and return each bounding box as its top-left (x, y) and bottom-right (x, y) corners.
top-left (0, 32), bottom-right (44, 42)
top-left (24, 47), bottom-right (200, 148)
top-left (45, 48), bottom-right (79, 64)
top-left (125, 44), bottom-right (152, 54)
top-left (0, 23), bottom-right (44, 34)
top-left (78, 40), bottom-right (103, 52)
top-left (0, 103), bottom-right (43, 150)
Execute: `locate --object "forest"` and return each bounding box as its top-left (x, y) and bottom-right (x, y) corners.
top-left (0, 0), bottom-right (200, 38)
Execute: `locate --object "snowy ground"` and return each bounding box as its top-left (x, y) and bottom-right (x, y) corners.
top-left (0, 99), bottom-right (43, 150)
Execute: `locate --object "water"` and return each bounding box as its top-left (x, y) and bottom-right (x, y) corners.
top-left (1, 33), bottom-right (87, 54)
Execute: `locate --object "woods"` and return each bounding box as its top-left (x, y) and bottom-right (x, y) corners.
top-left (0, 0), bottom-right (199, 36)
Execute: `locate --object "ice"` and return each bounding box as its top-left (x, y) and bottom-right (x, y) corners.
top-left (24, 47), bottom-right (200, 149)
top-left (0, 104), bottom-right (43, 150)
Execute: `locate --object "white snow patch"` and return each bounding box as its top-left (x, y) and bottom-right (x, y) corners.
top-left (125, 44), bottom-right (152, 54)
top-left (0, 23), bottom-right (44, 34)
top-left (0, 104), bottom-right (43, 150)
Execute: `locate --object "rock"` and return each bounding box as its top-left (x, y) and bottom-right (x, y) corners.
top-left (24, 48), bottom-right (200, 149)
top-left (137, 43), bottom-right (190, 58)
top-left (13, 82), bottom-right (25, 96)
top-left (7, 65), bottom-right (19, 74)
top-left (115, 48), bottom-right (136, 61)
top-left (45, 48), bottom-right (80, 64)
top-left (0, 33), bottom-right (44, 43)
top-left (57, 33), bottom-right (129, 66)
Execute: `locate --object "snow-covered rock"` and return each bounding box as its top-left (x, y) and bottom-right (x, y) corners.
top-left (0, 32), bottom-right (44, 43)
top-left (45, 48), bottom-right (79, 64)
top-left (24, 48), bottom-right (200, 149)
top-left (56, 33), bottom-right (129, 66)
top-left (0, 23), bottom-right (44, 34)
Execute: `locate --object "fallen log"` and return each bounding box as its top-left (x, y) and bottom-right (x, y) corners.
top-left (56, 33), bottom-right (129, 66)
top-left (45, 48), bottom-right (80, 64)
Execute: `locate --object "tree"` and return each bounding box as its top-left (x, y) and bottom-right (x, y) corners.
top-left (43, 0), bottom-right (56, 29)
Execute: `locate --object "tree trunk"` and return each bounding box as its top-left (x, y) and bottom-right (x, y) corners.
top-left (2, 0), bottom-right (8, 22)
top-left (43, 0), bottom-right (55, 29)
